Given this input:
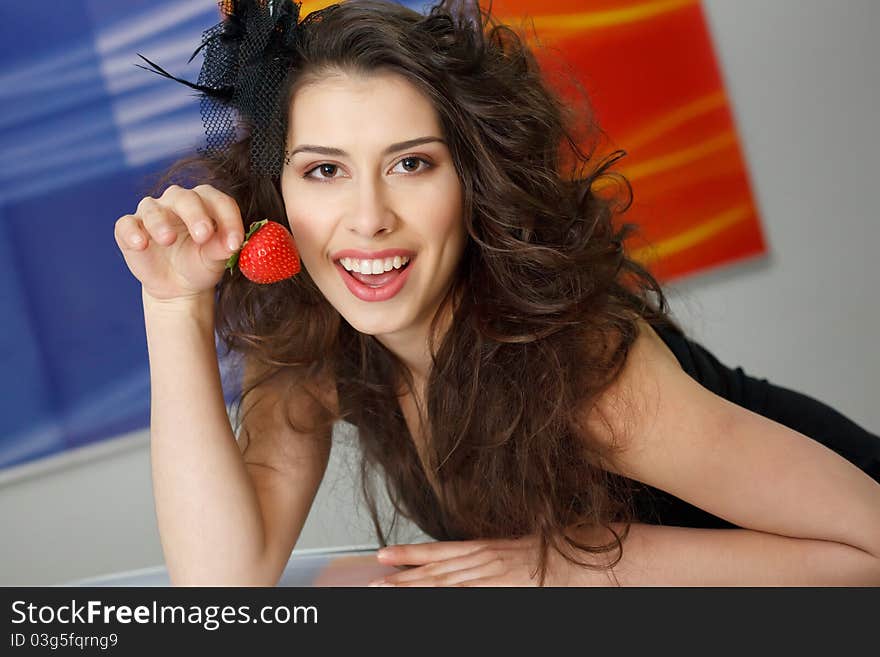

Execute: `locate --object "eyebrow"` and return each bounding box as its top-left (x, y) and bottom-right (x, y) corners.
top-left (288, 136), bottom-right (446, 158)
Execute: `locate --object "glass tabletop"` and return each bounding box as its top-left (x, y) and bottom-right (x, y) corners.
top-left (63, 545), bottom-right (401, 587)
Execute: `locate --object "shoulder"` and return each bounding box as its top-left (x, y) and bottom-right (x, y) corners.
top-left (627, 318), bottom-right (683, 376)
top-left (584, 317), bottom-right (687, 422)
top-left (580, 318), bottom-right (732, 476)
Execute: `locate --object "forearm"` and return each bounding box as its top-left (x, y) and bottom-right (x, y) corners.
top-left (576, 523), bottom-right (880, 586)
top-left (144, 289), bottom-right (270, 585)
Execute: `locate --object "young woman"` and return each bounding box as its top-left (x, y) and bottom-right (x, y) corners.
top-left (115, 0), bottom-right (880, 586)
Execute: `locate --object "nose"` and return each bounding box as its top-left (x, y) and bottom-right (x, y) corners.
top-left (344, 174), bottom-right (397, 238)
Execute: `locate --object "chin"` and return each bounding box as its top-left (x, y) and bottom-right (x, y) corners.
top-left (339, 309), bottom-right (404, 337)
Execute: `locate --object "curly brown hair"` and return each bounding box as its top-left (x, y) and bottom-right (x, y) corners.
top-left (154, 0), bottom-right (685, 585)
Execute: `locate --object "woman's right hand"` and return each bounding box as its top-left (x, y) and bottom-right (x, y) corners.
top-left (114, 184), bottom-right (245, 302)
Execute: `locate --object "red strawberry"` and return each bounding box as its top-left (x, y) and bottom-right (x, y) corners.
top-left (225, 219), bottom-right (301, 283)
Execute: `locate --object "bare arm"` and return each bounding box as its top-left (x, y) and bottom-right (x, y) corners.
top-left (145, 289), bottom-right (330, 586)
top-left (583, 320), bottom-right (880, 584)
top-left (120, 183), bottom-right (332, 586)
top-left (146, 289), bottom-right (269, 585)
top-left (574, 523), bottom-right (880, 586)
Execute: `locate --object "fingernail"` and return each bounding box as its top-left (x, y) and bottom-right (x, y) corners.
top-left (227, 233), bottom-right (242, 252)
top-left (193, 222), bottom-right (208, 241)
top-left (129, 234), bottom-right (144, 247)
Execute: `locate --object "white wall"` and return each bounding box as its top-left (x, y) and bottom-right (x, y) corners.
top-left (668, 0), bottom-right (879, 427)
top-left (2, 0), bottom-right (877, 586)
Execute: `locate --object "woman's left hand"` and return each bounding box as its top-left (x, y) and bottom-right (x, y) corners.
top-left (368, 536), bottom-right (599, 587)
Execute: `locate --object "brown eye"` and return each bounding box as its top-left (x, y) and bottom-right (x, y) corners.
top-left (304, 163), bottom-right (340, 180)
top-left (392, 157), bottom-right (432, 174)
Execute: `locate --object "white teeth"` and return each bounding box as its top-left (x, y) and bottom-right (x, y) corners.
top-left (339, 256), bottom-right (411, 273)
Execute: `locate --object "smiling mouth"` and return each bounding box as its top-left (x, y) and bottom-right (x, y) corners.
top-left (336, 258), bottom-right (413, 287)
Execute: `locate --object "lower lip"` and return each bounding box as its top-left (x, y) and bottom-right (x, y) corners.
top-left (335, 258), bottom-right (415, 302)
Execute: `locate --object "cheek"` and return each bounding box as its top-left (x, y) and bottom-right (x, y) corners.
top-left (429, 181), bottom-right (465, 245)
top-left (284, 192), bottom-right (339, 250)
top-left (287, 207), bottom-right (326, 246)
top-left (437, 212), bottom-right (467, 251)
top-left (286, 223), bottom-right (327, 272)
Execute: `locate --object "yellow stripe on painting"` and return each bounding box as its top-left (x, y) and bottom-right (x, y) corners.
top-left (631, 204), bottom-right (752, 263)
top-left (622, 130), bottom-right (737, 182)
top-left (622, 91), bottom-right (729, 151)
top-left (525, 0), bottom-right (697, 34)
top-left (300, 1), bottom-right (337, 14)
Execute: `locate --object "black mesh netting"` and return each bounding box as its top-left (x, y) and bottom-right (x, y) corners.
top-left (137, 0), bottom-right (338, 177)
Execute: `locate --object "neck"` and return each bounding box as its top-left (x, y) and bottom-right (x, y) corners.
top-left (374, 283), bottom-right (462, 394)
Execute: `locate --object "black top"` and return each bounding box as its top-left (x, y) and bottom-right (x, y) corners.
top-left (628, 324), bottom-right (880, 529)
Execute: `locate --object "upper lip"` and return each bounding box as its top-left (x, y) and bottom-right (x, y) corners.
top-left (331, 248), bottom-right (416, 261)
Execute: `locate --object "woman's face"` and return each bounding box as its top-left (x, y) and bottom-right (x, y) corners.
top-left (280, 70), bottom-right (466, 339)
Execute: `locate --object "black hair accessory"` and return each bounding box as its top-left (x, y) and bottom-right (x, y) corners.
top-left (136, 0), bottom-right (328, 177)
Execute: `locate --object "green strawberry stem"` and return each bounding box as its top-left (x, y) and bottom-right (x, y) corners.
top-left (225, 219), bottom-right (268, 274)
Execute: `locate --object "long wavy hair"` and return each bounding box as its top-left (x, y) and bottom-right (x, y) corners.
top-left (155, 0), bottom-right (685, 585)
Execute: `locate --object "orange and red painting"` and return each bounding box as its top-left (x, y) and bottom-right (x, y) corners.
top-left (491, 0), bottom-right (767, 282)
top-left (300, 0), bottom-right (767, 282)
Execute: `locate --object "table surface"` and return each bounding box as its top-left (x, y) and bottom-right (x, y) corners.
top-left (64, 545), bottom-right (402, 587)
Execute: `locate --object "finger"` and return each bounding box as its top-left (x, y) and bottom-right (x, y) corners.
top-left (192, 184), bottom-right (245, 258)
top-left (114, 214), bottom-right (149, 251)
top-left (455, 576), bottom-right (507, 587)
top-left (159, 185), bottom-right (218, 249)
top-left (394, 560), bottom-right (506, 587)
top-left (377, 540), bottom-right (488, 566)
top-left (378, 550), bottom-right (491, 584)
top-left (137, 196), bottom-right (182, 247)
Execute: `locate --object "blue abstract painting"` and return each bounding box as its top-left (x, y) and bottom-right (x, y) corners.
top-left (0, 1), bottom-right (432, 470)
